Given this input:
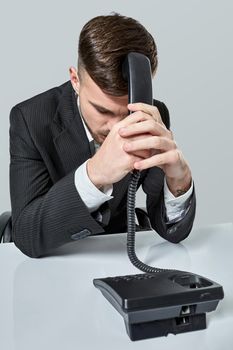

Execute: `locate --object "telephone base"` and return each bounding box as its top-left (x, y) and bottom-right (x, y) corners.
top-left (125, 312), bottom-right (206, 341)
top-left (93, 270), bottom-right (224, 341)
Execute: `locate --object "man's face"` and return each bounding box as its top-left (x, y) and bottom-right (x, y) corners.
top-left (70, 67), bottom-right (129, 145)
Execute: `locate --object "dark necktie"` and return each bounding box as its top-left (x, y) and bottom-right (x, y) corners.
top-left (89, 139), bottom-right (96, 156)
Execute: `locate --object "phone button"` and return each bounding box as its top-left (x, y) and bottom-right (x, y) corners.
top-left (71, 229), bottom-right (91, 240)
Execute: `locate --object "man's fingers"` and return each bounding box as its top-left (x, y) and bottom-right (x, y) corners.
top-left (127, 103), bottom-right (163, 124)
top-left (119, 119), bottom-right (170, 138)
top-left (123, 136), bottom-right (177, 153)
top-left (118, 110), bottom-right (149, 127)
top-left (134, 149), bottom-right (179, 170)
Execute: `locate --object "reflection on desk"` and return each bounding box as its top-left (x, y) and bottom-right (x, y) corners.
top-left (0, 223), bottom-right (232, 350)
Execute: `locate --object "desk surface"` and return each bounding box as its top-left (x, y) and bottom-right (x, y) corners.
top-left (0, 223), bottom-right (232, 350)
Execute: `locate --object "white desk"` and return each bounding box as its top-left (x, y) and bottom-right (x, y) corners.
top-left (0, 223), bottom-right (232, 350)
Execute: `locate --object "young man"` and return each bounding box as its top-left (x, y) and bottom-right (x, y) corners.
top-left (9, 13), bottom-right (195, 258)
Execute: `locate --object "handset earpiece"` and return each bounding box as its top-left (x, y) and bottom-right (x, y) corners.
top-left (122, 52), bottom-right (153, 108)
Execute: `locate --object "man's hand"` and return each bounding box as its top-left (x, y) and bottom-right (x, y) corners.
top-left (87, 101), bottom-right (192, 196)
top-left (86, 110), bottom-right (153, 189)
top-left (118, 103), bottom-right (192, 197)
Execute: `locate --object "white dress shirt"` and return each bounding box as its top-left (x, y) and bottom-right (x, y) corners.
top-left (74, 96), bottom-right (194, 224)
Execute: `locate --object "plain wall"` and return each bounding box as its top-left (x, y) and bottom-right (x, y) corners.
top-left (0, 0), bottom-right (232, 229)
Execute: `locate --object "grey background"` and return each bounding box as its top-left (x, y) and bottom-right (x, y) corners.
top-left (0, 0), bottom-right (232, 229)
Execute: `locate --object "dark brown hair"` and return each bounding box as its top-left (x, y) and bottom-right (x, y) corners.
top-left (78, 13), bottom-right (158, 96)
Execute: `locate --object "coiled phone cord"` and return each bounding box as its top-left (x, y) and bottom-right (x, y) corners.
top-left (127, 169), bottom-right (175, 273)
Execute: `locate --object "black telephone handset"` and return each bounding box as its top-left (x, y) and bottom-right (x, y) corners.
top-left (122, 51), bottom-right (153, 106)
top-left (93, 53), bottom-right (224, 341)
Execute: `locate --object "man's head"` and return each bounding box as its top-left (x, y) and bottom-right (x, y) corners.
top-left (69, 13), bottom-right (158, 144)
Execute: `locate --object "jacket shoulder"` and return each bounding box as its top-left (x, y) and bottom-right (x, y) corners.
top-left (12, 81), bottom-right (70, 114)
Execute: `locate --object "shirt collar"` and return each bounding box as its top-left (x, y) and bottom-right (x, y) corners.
top-left (76, 95), bottom-right (93, 143)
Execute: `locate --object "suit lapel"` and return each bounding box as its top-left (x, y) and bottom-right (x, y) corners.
top-left (49, 81), bottom-right (140, 220)
top-left (49, 81), bottom-right (92, 175)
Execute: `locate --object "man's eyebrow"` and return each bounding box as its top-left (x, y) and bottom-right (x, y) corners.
top-left (89, 101), bottom-right (116, 115)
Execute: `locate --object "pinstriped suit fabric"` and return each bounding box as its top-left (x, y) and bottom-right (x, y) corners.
top-left (9, 81), bottom-right (196, 257)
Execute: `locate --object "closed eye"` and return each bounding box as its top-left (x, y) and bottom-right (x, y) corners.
top-left (97, 109), bottom-right (109, 114)
top-left (89, 100), bottom-right (115, 116)
top-left (89, 100), bottom-right (128, 118)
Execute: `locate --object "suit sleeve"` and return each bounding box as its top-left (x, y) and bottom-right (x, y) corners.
top-left (142, 101), bottom-right (196, 243)
top-left (9, 106), bottom-right (104, 258)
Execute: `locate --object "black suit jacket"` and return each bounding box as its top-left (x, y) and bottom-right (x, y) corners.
top-left (9, 80), bottom-right (196, 258)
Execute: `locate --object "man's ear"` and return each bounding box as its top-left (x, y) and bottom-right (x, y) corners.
top-left (69, 66), bottom-right (80, 95)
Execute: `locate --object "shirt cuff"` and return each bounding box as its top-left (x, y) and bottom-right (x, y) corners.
top-left (74, 160), bottom-right (113, 213)
top-left (164, 176), bottom-right (194, 224)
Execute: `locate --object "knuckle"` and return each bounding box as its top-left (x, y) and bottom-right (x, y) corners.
top-left (173, 149), bottom-right (180, 163)
top-left (138, 110), bottom-right (145, 119)
top-left (154, 106), bottom-right (161, 117)
top-left (168, 129), bottom-right (174, 139)
top-left (154, 136), bottom-right (161, 148)
top-left (173, 140), bottom-right (178, 149)
top-left (150, 119), bottom-right (156, 127)
top-left (146, 119), bottom-right (154, 129)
